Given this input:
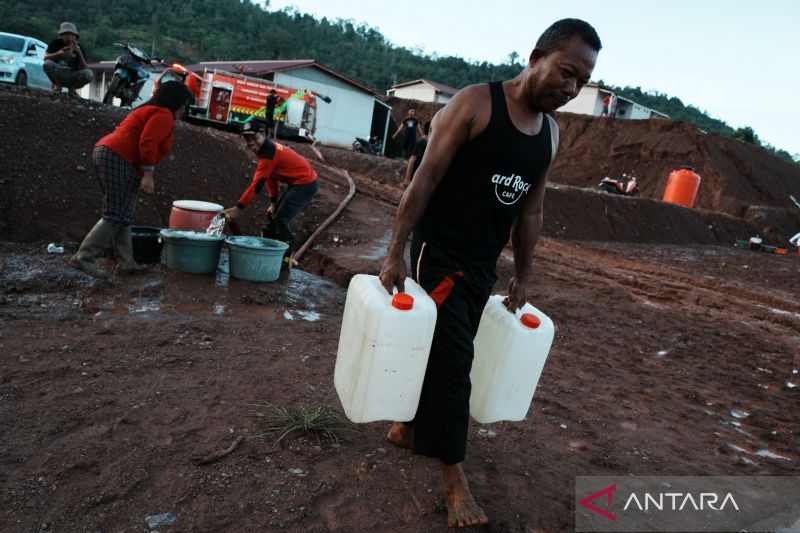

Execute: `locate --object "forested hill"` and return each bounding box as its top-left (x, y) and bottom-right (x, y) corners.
top-left (1, 0), bottom-right (520, 91)
top-left (3, 0), bottom-right (794, 162)
top-left (602, 83), bottom-right (796, 162)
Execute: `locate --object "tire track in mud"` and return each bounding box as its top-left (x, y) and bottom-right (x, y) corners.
top-left (308, 159), bottom-right (799, 336)
top-left (536, 240), bottom-right (800, 333)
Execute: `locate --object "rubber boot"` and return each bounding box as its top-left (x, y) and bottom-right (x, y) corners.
top-left (112, 225), bottom-right (146, 274)
top-left (67, 219), bottom-right (116, 278)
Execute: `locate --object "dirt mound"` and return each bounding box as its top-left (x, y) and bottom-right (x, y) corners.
top-left (1, 85), bottom-right (797, 248)
top-left (552, 112), bottom-right (800, 217)
top-left (0, 86), bottom-right (331, 243)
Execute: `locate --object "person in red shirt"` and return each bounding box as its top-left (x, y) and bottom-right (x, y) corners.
top-left (223, 121), bottom-right (319, 269)
top-left (68, 81), bottom-right (194, 278)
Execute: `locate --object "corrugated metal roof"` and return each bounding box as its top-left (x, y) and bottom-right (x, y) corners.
top-left (186, 60), bottom-right (382, 97)
top-left (88, 58), bottom-right (383, 97)
top-left (184, 60), bottom-right (315, 74)
top-left (391, 78), bottom-right (459, 96)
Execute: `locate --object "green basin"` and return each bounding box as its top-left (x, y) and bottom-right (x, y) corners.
top-left (160, 229), bottom-right (224, 274)
top-left (225, 236), bottom-right (289, 282)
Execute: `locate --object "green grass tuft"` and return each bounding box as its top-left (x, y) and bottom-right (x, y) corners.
top-left (253, 402), bottom-right (358, 446)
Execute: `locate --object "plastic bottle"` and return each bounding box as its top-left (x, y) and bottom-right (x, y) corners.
top-left (469, 295), bottom-right (555, 424)
top-left (47, 243), bottom-right (64, 254)
top-left (334, 275), bottom-right (437, 423)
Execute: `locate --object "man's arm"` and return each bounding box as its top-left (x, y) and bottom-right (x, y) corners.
top-left (44, 41), bottom-right (69, 62)
top-left (379, 85), bottom-right (489, 294)
top-left (225, 159), bottom-right (276, 219)
top-left (391, 122), bottom-right (404, 140)
top-left (504, 166), bottom-right (548, 311)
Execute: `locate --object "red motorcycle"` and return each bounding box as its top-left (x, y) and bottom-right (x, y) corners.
top-left (599, 173), bottom-right (640, 197)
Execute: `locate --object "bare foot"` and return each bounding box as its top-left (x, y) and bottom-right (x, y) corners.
top-left (386, 422), bottom-right (413, 449)
top-left (443, 463), bottom-right (488, 528)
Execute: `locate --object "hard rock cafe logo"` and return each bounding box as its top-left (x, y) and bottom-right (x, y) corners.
top-left (491, 173), bottom-right (530, 205)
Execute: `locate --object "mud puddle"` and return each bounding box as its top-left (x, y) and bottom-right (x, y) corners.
top-left (1, 244), bottom-right (345, 322)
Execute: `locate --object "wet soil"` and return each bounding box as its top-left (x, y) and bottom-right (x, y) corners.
top-left (1, 86), bottom-right (799, 532)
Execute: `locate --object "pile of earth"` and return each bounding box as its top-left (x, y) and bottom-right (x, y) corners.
top-left (0, 85), bottom-right (798, 247)
top-left (551, 111), bottom-right (800, 218)
top-left (386, 95), bottom-right (800, 244)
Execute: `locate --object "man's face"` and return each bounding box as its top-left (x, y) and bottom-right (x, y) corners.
top-left (61, 32), bottom-right (77, 45)
top-left (245, 133), bottom-right (265, 154)
top-left (527, 36), bottom-right (597, 113)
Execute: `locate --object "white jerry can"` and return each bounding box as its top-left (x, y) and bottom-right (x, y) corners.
top-left (334, 275), bottom-right (437, 423)
top-left (470, 295), bottom-right (555, 424)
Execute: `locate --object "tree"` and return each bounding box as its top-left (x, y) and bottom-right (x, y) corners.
top-left (732, 126), bottom-right (760, 145)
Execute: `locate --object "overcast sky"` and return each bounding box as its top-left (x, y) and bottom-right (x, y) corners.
top-left (260, 0), bottom-right (800, 157)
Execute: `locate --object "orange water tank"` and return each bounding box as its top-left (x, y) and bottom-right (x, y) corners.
top-left (662, 165), bottom-right (701, 208)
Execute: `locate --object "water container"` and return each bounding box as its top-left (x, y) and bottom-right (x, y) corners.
top-left (160, 229), bottom-right (224, 274)
top-left (334, 275), bottom-right (437, 423)
top-left (131, 226), bottom-right (164, 264)
top-left (662, 166), bottom-right (701, 208)
top-left (470, 295), bottom-right (555, 424)
top-left (225, 236), bottom-right (288, 282)
top-left (168, 200), bottom-right (224, 231)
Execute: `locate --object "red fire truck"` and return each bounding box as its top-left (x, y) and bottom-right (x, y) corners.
top-left (155, 64), bottom-right (330, 140)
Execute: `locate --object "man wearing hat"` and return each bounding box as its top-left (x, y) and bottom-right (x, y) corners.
top-left (44, 22), bottom-right (93, 97)
top-left (223, 121), bottom-right (319, 270)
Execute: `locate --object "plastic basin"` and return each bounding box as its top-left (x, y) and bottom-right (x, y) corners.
top-left (160, 229), bottom-right (224, 274)
top-left (131, 226), bottom-right (164, 264)
top-left (225, 236), bottom-right (289, 282)
top-left (168, 200), bottom-right (224, 231)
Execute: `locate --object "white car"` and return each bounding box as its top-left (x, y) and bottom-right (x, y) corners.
top-left (0, 32), bottom-right (52, 89)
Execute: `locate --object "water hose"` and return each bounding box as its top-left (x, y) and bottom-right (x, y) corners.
top-left (293, 149), bottom-right (356, 263)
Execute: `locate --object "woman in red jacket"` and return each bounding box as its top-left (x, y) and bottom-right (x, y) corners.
top-left (69, 81), bottom-right (194, 277)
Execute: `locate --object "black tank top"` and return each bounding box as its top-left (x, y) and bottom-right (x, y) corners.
top-left (417, 81), bottom-right (552, 264)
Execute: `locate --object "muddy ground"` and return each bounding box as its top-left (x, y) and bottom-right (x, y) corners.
top-left (1, 87), bottom-right (799, 532)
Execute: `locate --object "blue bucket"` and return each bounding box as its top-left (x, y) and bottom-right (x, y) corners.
top-left (225, 236), bottom-right (289, 282)
top-left (160, 229), bottom-right (224, 274)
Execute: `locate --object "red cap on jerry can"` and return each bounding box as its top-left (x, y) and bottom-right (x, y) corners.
top-left (392, 293), bottom-right (414, 311)
top-left (520, 313), bottom-right (541, 329)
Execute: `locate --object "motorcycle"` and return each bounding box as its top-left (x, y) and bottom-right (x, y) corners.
top-left (599, 173), bottom-right (640, 197)
top-left (352, 136), bottom-right (383, 155)
top-left (103, 42), bottom-right (162, 107)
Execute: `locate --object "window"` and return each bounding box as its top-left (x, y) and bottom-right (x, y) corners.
top-left (0, 35), bottom-right (24, 52)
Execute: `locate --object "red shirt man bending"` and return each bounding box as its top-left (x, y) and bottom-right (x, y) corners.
top-left (224, 122), bottom-right (319, 269)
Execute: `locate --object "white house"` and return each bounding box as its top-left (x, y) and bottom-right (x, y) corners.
top-left (387, 78), bottom-right (458, 104)
top-left (559, 83), bottom-right (668, 120)
top-left (84, 59), bottom-right (391, 149)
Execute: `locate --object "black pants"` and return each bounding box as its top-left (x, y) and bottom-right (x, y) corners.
top-left (409, 233), bottom-right (496, 465)
top-left (402, 134), bottom-right (416, 158)
top-left (261, 180), bottom-right (319, 252)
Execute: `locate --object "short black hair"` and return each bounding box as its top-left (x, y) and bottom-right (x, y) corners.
top-left (536, 18), bottom-right (602, 55)
top-left (147, 81), bottom-right (195, 112)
